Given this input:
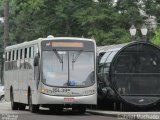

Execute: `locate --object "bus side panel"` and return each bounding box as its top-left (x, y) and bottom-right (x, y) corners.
top-left (20, 59), bottom-right (33, 104)
top-left (4, 71), bottom-right (10, 102)
top-left (13, 70), bottom-right (20, 103)
top-left (19, 69), bottom-right (26, 104)
top-left (29, 71), bottom-right (38, 104)
top-left (19, 59), bottom-right (30, 104)
top-left (28, 58), bottom-right (38, 104)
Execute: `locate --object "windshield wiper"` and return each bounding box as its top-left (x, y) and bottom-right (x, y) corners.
top-left (72, 51), bottom-right (82, 63)
top-left (72, 51), bottom-right (82, 70)
top-left (53, 49), bottom-right (63, 70)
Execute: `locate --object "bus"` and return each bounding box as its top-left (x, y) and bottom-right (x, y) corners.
top-left (4, 36), bottom-right (97, 113)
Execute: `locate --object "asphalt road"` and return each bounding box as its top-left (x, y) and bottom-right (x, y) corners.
top-left (0, 102), bottom-right (117, 120)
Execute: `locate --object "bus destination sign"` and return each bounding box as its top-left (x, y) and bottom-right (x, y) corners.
top-left (45, 42), bottom-right (83, 48)
top-left (41, 40), bottom-right (94, 51)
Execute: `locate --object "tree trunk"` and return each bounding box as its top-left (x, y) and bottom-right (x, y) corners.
top-left (4, 0), bottom-right (9, 48)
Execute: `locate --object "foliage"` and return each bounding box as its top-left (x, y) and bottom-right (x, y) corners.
top-left (151, 28), bottom-right (160, 46)
top-left (0, 0), bottom-right (159, 83)
top-left (0, 0), bottom-right (159, 46)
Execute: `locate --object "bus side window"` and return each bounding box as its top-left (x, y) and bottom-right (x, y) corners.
top-left (34, 45), bottom-right (38, 57)
top-left (8, 51), bottom-right (11, 61)
top-left (14, 50), bottom-right (16, 61)
top-left (12, 50), bottom-right (15, 61)
top-left (20, 49), bottom-right (23, 59)
top-left (31, 47), bottom-right (34, 58)
top-left (27, 47), bottom-right (29, 58)
top-left (25, 48), bottom-right (27, 58)
top-left (5, 52), bottom-right (7, 61)
top-left (16, 50), bottom-right (18, 60)
top-left (29, 47), bottom-right (31, 58)
top-left (8, 51), bottom-right (11, 70)
top-left (5, 52), bottom-right (8, 71)
top-left (13, 50), bottom-right (17, 70)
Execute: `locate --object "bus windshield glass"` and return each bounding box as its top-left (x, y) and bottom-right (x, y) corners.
top-left (42, 50), bottom-right (95, 87)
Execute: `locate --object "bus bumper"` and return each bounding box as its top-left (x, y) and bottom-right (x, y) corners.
top-left (37, 92), bottom-right (97, 105)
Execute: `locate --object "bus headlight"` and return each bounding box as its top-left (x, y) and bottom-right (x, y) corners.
top-left (40, 87), bottom-right (54, 95)
top-left (41, 88), bottom-right (47, 93)
top-left (83, 90), bottom-right (95, 95)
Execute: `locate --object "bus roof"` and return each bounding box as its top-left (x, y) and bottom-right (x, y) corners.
top-left (5, 37), bottom-right (95, 51)
top-left (97, 43), bottom-right (128, 55)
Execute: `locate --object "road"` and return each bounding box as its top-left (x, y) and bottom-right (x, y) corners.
top-left (0, 102), bottom-right (117, 120)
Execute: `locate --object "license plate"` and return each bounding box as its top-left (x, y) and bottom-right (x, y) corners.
top-left (64, 98), bottom-right (75, 103)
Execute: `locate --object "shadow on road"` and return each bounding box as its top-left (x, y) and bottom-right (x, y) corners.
top-left (22, 108), bottom-right (91, 116)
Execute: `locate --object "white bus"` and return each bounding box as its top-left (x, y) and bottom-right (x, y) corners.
top-left (4, 36), bottom-right (97, 113)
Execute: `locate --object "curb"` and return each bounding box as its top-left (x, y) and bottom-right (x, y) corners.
top-left (86, 110), bottom-right (117, 117)
top-left (87, 110), bottom-right (160, 120)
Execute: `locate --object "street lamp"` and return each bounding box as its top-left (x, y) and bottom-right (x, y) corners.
top-left (129, 25), bottom-right (136, 41)
top-left (141, 24), bottom-right (148, 41)
top-left (141, 24), bottom-right (148, 36)
top-left (130, 24), bottom-right (148, 42)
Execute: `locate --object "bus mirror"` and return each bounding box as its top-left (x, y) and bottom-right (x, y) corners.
top-left (34, 53), bottom-right (39, 66)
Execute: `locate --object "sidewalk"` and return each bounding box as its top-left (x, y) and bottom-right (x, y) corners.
top-left (87, 109), bottom-right (160, 119)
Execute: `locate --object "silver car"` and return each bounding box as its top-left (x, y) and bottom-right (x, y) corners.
top-left (0, 85), bottom-right (5, 102)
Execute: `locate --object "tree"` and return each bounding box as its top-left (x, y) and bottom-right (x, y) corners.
top-left (151, 28), bottom-right (160, 46)
top-left (9, 0), bottom-right (44, 43)
top-left (4, 0), bottom-right (9, 48)
top-left (6, 0), bottom-right (160, 46)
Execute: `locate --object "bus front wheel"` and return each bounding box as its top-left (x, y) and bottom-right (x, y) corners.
top-left (78, 107), bottom-right (86, 114)
top-left (28, 92), bottom-right (39, 113)
top-left (73, 106), bottom-right (86, 114)
top-left (10, 90), bottom-right (19, 110)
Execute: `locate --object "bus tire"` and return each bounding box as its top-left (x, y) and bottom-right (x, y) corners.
top-left (19, 104), bottom-right (26, 110)
top-left (28, 92), bottom-right (39, 113)
top-left (10, 90), bottom-right (19, 110)
top-left (73, 106), bottom-right (86, 114)
top-left (78, 106), bottom-right (86, 114)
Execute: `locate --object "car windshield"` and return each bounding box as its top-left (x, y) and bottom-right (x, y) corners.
top-left (42, 51), bottom-right (95, 87)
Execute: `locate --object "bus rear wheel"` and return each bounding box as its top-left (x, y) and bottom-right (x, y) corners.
top-left (78, 107), bottom-right (86, 114)
top-left (28, 92), bottom-right (39, 113)
top-left (10, 90), bottom-right (19, 110)
top-left (19, 104), bottom-right (26, 110)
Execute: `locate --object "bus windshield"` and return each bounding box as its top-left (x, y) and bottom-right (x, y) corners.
top-left (42, 51), bottom-right (95, 87)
